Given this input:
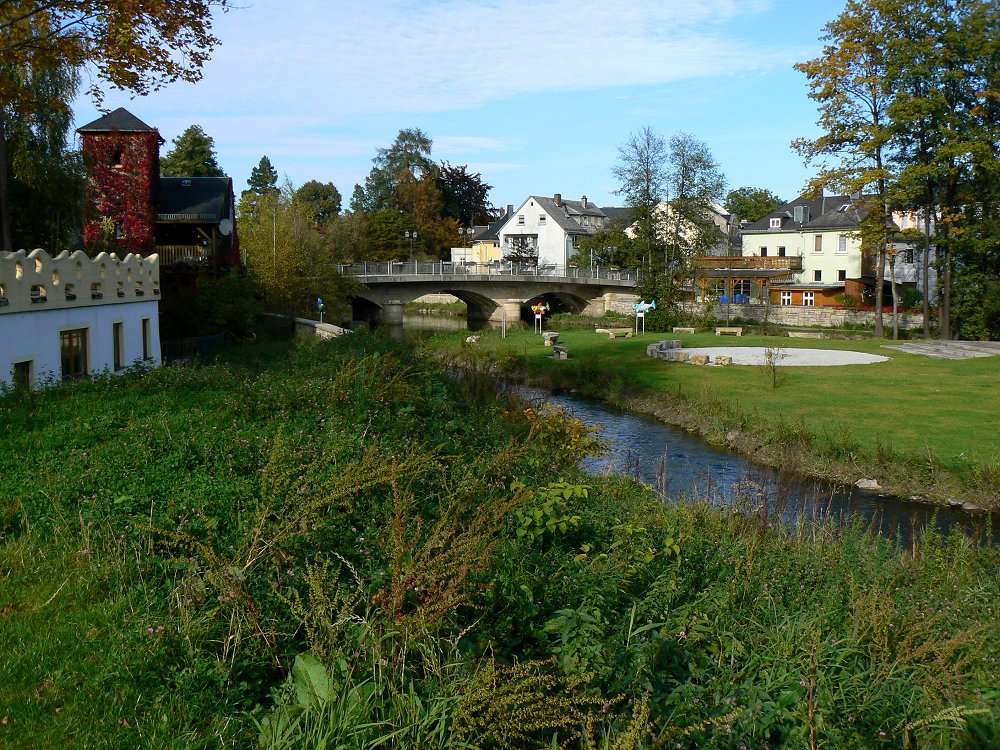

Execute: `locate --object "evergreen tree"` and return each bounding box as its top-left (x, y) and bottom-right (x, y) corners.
top-left (247, 155), bottom-right (278, 196)
top-left (159, 124), bottom-right (224, 177)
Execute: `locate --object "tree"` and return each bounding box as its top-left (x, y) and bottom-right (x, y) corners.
top-left (794, 0), bottom-right (896, 337)
top-left (238, 184), bottom-right (357, 318)
top-left (612, 126), bottom-right (668, 270)
top-left (358, 128), bottom-right (437, 213)
top-left (437, 162), bottom-right (492, 226)
top-left (724, 187), bottom-right (784, 223)
top-left (662, 132), bottom-right (726, 272)
top-left (0, 52), bottom-right (81, 251)
top-left (159, 124), bottom-right (224, 177)
top-left (246, 156), bottom-right (278, 196)
top-left (294, 180), bottom-right (341, 226)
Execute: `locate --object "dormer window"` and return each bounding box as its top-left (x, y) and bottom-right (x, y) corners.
top-left (769, 217), bottom-right (782, 229)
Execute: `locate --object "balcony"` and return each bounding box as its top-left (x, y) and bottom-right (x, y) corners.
top-left (694, 256), bottom-right (803, 271)
top-left (157, 245), bottom-right (211, 268)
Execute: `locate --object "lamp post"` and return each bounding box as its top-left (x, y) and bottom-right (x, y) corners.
top-left (459, 226), bottom-right (474, 264)
top-left (405, 230), bottom-right (417, 262)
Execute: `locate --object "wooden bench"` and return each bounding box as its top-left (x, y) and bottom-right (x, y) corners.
top-left (715, 326), bottom-right (743, 336)
top-left (595, 327), bottom-right (633, 339)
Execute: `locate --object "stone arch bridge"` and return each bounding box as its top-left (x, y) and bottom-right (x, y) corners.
top-left (337, 261), bottom-right (639, 325)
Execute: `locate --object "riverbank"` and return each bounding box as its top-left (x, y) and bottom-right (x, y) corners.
top-left (2, 333), bottom-right (998, 748)
top-left (425, 326), bottom-right (1000, 510)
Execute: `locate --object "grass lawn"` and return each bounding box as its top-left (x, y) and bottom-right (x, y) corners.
top-left (429, 327), bottom-right (1000, 505)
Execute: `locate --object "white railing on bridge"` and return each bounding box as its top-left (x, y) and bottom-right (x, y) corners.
top-left (335, 261), bottom-right (638, 282)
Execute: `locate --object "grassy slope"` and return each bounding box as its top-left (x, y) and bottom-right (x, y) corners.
top-left (430, 328), bottom-right (1000, 505)
top-left (1, 334), bottom-right (998, 749)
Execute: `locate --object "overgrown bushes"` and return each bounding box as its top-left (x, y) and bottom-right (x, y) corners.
top-left (1, 334), bottom-right (997, 748)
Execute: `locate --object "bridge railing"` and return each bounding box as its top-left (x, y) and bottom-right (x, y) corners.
top-left (335, 261), bottom-right (638, 282)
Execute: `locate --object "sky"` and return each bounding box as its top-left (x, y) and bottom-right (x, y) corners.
top-left (72, 0), bottom-right (849, 213)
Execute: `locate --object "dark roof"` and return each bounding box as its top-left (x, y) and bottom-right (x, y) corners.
top-left (532, 196), bottom-right (603, 234)
top-left (743, 193), bottom-right (869, 233)
top-left (78, 107), bottom-right (159, 135)
top-left (156, 177), bottom-right (233, 222)
top-left (601, 206), bottom-right (632, 222)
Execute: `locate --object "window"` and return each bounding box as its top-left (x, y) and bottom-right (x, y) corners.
top-left (60, 328), bottom-right (89, 381)
top-left (538, 214), bottom-right (546, 225)
top-left (13, 360), bottom-right (33, 389)
top-left (113, 322), bottom-right (125, 371)
top-left (780, 291), bottom-right (792, 306)
top-left (803, 291), bottom-right (815, 306)
top-left (814, 270), bottom-right (822, 282)
top-left (142, 318), bottom-right (152, 361)
top-left (814, 235), bottom-right (823, 252)
top-left (734, 279), bottom-right (752, 295)
top-left (838, 234), bottom-right (847, 253)
top-left (517, 215), bottom-right (525, 225)
top-left (30, 284), bottom-right (46, 303)
top-left (711, 280), bottom-right (726, 296)
top-left (778, 246), bottom-right (786, 257)
top-left (904, 247), bottom-right (915, 264)
top-left (770, 217), bottom-right (782, 228)
top-left (838, 269), bottom-right (847, 282)
top-left (0, 282), bottom-right (7, 306)
top-left (760, 247), bottom-right (768, 257)
top-left (91, 282), bottom-right (103, 299)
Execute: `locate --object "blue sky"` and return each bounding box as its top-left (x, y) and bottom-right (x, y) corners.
top-left (73, 0), bottom-right (848, 212)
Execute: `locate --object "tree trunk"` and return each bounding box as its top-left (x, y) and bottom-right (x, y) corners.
top-left (941, 246), bottom-right (952, 339)
top-left (874, 242), bottom-right (885, 338)
top-left (922, 207), bottom-right (931, 338)
top-left (0, 109), bottom-right (12, 253)
top-left (889, 254), bottom-right (899, 340)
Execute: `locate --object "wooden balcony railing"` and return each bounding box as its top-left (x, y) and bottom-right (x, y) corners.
top-left (693, 256), bottom-right (803, 271)
top-left (156, 245), bottom-right (211, 267)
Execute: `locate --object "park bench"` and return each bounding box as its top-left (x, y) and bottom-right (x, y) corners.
top-left (715, 326), bottom-right (743, 336)
top-left (552, 345), bottom-right (569, 360)
top-left (595, 327), bottom-right (633, 339)
top-left (672, 327), bottom-right (696, 334)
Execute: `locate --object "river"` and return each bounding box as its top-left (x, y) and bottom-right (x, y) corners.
top-left (403, 315), bottom-right (997, 545)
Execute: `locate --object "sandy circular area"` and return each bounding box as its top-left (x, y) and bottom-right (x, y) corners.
top-left (678, 346), bottom-right (890, 367)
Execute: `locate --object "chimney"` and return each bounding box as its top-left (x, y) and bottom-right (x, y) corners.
top-left (581, 195), bottom-right (588, 208)
top-left (506, 204), bottom-right (513, 217)
top-left (553, 193), bottom-right (562, 206)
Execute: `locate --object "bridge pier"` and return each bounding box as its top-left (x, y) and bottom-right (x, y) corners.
top-left (488, 299), bottom-right (525, 324)
top-left (381, 299), bottom-right (405, 326)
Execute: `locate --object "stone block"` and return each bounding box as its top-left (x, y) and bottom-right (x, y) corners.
top-left (465, 335), bottom-right (481, 344)
top-left (668, 351), bottom-right (690, 362)
top-left (552, 346), bottom-right (569, 360)
top-left (714, 355), bottom-right (732, 366)
top-left (543, 332), bottom-right (560, 347)
top-left (689, 354), bottom-right (710, 365)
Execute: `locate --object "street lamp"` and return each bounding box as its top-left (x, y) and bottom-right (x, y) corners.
top-left (405, 230), bottom-right (417, 261)
top-left (460, 227), bottom-right (475, 245)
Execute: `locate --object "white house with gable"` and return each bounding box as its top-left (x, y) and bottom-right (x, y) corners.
top-left (496, 194), bottom-right (610, 267)
top-left (1, 248), bottom-right (161, 390)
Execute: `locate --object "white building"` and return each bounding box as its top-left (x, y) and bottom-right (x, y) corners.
top-left (1, 248), bottom-right (161, 390)
top-left (496, 194), bottom-right (611, 267)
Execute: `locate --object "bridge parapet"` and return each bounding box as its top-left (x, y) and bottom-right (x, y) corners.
top-left (336, 261), bottom-right (637, 286)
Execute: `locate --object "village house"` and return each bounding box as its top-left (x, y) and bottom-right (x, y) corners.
top-left (495, 194), bottom-right (614, 267)
top-left (697, 192), bottom-right (934, 307)
top-left (77, 108), bottom-right (240, 272)
top-left (1, 248), bottom-right (161, 389)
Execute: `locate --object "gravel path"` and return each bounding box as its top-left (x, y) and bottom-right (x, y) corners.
top-left (678, 346), bottom-right (891, 367)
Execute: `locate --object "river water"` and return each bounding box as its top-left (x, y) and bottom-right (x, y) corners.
top-left (402, 315), bottom-right (996, 545)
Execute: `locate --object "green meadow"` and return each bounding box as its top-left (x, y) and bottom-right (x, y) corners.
top-left (428, 327), bottom-right (1000, 507)
top-left (1, 333), bottom-right (997, 748)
